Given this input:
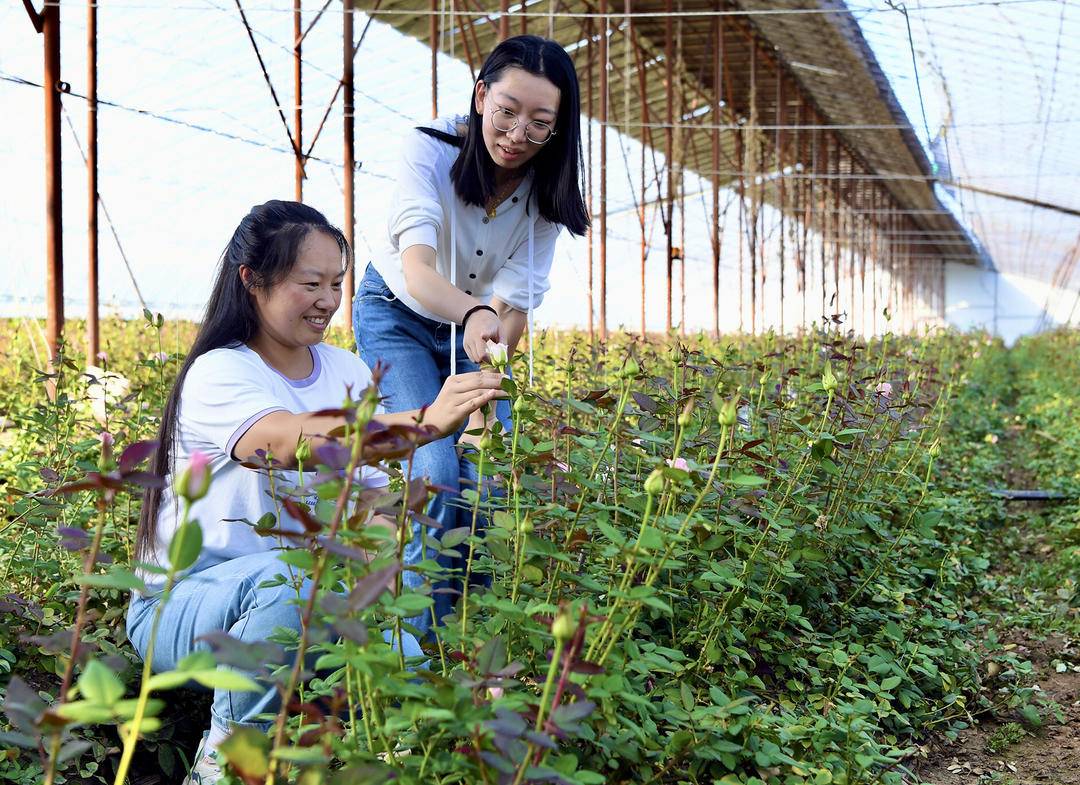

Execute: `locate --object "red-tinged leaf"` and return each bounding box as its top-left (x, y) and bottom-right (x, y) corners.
top-left (309, 407), bottom-right (349, 418)
top-left (281, 498), bottom-right (323, 533)
top-left (631, 391), bottom-right (658, 413)
top-left (332, 618), bottom-right (369, 645)
top-left (739, 438), bottom-right (766, 452)
top-left (317, 537), bottom-right (370, 562)
top-left (405, 477), bottom-right (430, 512)
top-left (124, 471), bottom-right (165, 489)
top-left (583, 388), bottom-right (610, 401)
top-left (346, 563), bottom-right (401, 612)
top-left (554, 424), bottom-right (585, 437)
top-left (118, 440), bottom-right (158, 473)
top-left (39, 467), bottom-right (60, 483)
top-left (568, 659), bottom-right (604, 675)
top-left (48, 475), bottom-right (106, 495)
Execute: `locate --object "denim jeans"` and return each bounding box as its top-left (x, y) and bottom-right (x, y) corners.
top-left (353, 263), bottom-right (510, 635)
top-left (126, 550), bottom-right (423, 737)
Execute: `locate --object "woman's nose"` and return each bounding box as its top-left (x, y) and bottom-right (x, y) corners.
top-left (506, 124), bottom-right (528, 144)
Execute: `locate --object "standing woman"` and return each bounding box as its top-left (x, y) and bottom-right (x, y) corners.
top-left (354, 36), bottom-right (588, 631)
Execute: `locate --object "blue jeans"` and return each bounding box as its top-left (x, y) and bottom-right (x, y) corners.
top-left (353, 264), bottom-right (510, 634)
top-left (126, 550), bottom-right (423, 736)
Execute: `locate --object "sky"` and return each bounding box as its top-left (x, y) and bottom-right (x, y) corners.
top-left (1, 0), bottom-right (1077, 333)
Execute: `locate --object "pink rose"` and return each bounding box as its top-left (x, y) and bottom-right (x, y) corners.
top-left (666, 457), bottom-right (689, 471)
top-left (875, 382), bottom-right (893, 399)
top-left (175, 450), bottom-right (212, 501)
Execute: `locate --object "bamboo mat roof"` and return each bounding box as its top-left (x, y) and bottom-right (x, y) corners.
top-left (369, 0), bottom-right (983, 265)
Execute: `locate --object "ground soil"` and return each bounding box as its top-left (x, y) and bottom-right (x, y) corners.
top-left (907, 420), bottom-right (1080, 785)
top-left (909, 632), bottom-right (1080, 785)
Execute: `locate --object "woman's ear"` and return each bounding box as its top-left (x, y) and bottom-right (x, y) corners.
top-left (474, 80), bottom-right (487, 115)
top-left (238, 264), bottom-right (256, 291)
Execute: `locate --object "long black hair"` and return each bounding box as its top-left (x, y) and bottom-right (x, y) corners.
top-left (136, 200), bottom-right (351, 560)
top-left (419, 35), bottom-right (590, 236)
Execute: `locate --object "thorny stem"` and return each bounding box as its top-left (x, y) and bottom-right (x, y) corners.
top-left (45, 493), bottom-right (109, 785)
top-left (266, 418), bottom-right (369, 782)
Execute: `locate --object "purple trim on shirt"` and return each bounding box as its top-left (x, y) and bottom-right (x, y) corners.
top-left (263, 345), bottom-right (322, 388)
top-left (227, 406), bottom-right (289, 460)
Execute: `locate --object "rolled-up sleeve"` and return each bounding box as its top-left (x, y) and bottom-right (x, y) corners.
top-left (388, 130), bottom-right (446, 253)
top-left (492, 216), bottom-right (560, 312)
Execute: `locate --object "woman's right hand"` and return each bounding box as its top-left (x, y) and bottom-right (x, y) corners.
top-left (425, 371), bottom-right (506, 436)
top-left (463, 309), bottom-right (502, 364)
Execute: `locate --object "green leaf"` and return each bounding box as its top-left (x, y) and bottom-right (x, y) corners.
top-left (77, 660), bottom-right (124, 706)
top-left (55, 700), bottom-right (114, 725)
top-left (440, 526), bottom-right (472, 549)
top-left (75, 566), bottom-right (147, 593)
top-left (218, 727), bottom-right (270, 779)
top-left (880, 675), bottom-right (903, 691)
top-left (168, 521), bottom-right (203, 571)
top-left (190, 669), bottom-right (262, 693)
top-left (729, 473), bottom-right (767, 486)
top-left (146, 671), bottom-right (194, 692)
top-left (276, 549), bottom-right (315, 571)
top-left (271, 747), bottom-right (330, 764)
top-left (178, 650), bottom-right (215, 671)
top-left (389, 593), bottom-right (435, 614)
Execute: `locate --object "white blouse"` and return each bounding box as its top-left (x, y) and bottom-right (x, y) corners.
top-left (372, 116), bottom-right (561, 325)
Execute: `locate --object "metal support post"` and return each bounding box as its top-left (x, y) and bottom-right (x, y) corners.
top-left (430, 0), bottom-right (438, 118)
top-left (598, 0), bottom-right (608, 340)
top-left (294, 0), bottom-right (304, 200)
top-left (711, 15), bottom-right (721, 338)
top-left (585, 19), bottom-right (594, 340)
top-left (343, 0), bottom-right (355, 329)
top-left (664, 0), bottom-right (674, 332)
top-left (87, 0), bottom-right (99, 361)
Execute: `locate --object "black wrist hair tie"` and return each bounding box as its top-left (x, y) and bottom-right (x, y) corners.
top-left (461, 304), bottom-right (498, 328)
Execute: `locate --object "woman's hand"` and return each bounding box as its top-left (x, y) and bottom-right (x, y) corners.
top-left (425, 371), bottom-right (506, 436)
top-left (463, 309), bottom-right (502, 364)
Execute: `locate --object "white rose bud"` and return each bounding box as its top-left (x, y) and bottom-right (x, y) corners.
top-left (485, 340), bottom-right (509, 371)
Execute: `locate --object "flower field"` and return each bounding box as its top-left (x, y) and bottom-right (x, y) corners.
top-left (0, 316), bottom-right (1077, 785)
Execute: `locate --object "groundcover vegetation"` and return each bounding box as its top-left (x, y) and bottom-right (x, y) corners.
top-left (0, 316), bottom-right (1072, 785)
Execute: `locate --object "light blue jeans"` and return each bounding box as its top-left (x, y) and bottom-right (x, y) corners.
top-left (126, 550), bottom-right (423, 736)
top-left (353, 263), bottom-right (511, 635)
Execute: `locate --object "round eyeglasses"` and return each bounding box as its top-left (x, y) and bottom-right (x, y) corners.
top-left (488, 103), bottom-right (556, 145)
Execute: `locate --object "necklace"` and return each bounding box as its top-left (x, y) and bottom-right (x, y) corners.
top-left (485, 176), bottom-right (524, 219)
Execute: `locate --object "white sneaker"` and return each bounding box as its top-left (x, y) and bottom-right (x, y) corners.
top-left (182, 732), bottom-right (223, 785)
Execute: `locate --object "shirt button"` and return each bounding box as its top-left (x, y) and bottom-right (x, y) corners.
top-left (482, 217), bottom-right (489, 224)
top-left (476, 249), bottom-right (483, 256)
top-left (469, 273), bottom-right (476, 279)
top-left (512, 197), bottom-right (519, 203)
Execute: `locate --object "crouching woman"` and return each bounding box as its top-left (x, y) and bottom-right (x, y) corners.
top-left (127, 200), bottom-right (503, 783)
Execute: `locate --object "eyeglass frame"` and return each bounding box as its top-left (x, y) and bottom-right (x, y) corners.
top-left (486, 99), bottom-right (557, 145)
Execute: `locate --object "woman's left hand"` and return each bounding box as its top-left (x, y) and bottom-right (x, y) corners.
top-left (463, 309), bottom-right (503, 364)
top-left (426, 371), bottom-right (507, 435)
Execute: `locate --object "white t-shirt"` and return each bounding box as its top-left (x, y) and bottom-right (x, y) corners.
top-left (372, 115), bottom-right (561, 323)
top-left (144, 342), bottom-right (386, 587)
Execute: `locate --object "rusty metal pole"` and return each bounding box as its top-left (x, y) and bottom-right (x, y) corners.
top-left (342, 0), bottom-right (355, 330)
top-left (499, 0), bottom-right (509, 40)
top-left (711, 15), bottom-right (721, 338)
top-left (43, 1), bottom-right (63, 362)
top-left (293, 0), bottom-right (304, 200)
top-left (776, 72), bottom-right (785, 335)
top-left (629, 4), bottom-right (648, 338)
top-left (599, 0), bottom-right (609, 341)
top-left (748, 41), bottom-right (758, 334)
top-left (430, 0), bottom-right (438, 118)
top-left (520, 0), bottom-right (527, 35)
top-left (87, 0), bottom-right (99, 361)
top-left (664, 0), bottom-right (674, 332)
top-left (585, 20), bottom-right (594, 340)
